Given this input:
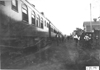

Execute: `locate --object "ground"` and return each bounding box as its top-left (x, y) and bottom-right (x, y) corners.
top-left (1, 39), bottom-right (100, 70)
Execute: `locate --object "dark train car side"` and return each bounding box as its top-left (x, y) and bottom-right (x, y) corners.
top-left (0, 0), bottom-right (62, 48)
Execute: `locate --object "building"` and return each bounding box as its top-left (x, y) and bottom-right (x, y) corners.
top-left (83, 21), bottom-right (100, 32)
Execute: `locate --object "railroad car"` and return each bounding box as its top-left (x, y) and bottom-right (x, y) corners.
top-left (0, 0), bottom-right (62, 48)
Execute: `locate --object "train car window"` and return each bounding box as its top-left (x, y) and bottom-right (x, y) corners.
top-left (52, 27), bottom-right (54, 32)
top-left (51, 27), bottom-right (53, 32)
top-left (22, 4), bottom-right (28, 22)
top-left (45, 21), bottom-right (46, 26)
top-left (36, 15), bottom-right (40, 27)
top-left (41, 18), bottom-right (43, 29)
top-left (43, 20), bottom-right (45, 26)
top-left (54, 30), bottom-right (56, 33)
top-left (38, 15), bottom-right (40, 27)
top-left (0, 1), bottom-right (5, 5)
top-left (36, 16), bottom-right (38, 27)
top-left (31, 11), bottom-right (35, 25)
top-left (51, 25), bottom-right (54, 32)
top-left (47, 23), bottom-right (49, 27)
top-left (11, 0), bottom-right (18, 12)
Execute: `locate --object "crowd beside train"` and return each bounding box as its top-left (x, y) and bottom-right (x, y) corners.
top-left (65, 29), bottom-right (100, 49)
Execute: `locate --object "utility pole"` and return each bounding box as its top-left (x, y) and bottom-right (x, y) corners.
top-left (90, 3), bottom-right (93, 32)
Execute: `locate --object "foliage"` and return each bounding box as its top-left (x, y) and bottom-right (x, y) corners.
top-left (72, 28), bottom-right (84, 38)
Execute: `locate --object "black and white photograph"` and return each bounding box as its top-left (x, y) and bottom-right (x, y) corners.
top-left (0, 0), bottom-right (100, 70)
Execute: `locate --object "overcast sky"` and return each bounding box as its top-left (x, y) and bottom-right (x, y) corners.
top-left (28, 0), bottom-right (100, 35)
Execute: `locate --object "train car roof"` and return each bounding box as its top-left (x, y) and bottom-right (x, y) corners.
top-left (21, 0), bottom-right (49, 21)
top-left (23, 0), bottom-right (62, 33)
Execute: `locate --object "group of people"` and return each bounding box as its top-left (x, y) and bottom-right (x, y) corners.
top-left (79, 30), bottom-right (100, 49)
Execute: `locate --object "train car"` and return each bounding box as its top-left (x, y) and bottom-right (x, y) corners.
top-left (0, 0), bottom-right (61, 48)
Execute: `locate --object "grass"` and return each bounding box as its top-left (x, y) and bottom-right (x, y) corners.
top-left (1, 38), bottom-right (100, 70)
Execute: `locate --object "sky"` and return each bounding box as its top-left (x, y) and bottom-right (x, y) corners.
top-left (28, 0), bottom-right (100, 35)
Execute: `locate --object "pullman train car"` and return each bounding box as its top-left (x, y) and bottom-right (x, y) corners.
top-left (0, 0), bottom-right (62, 48)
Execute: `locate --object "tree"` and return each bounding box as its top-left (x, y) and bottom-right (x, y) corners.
top-left (72, 28), bottom-right (84, 38)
